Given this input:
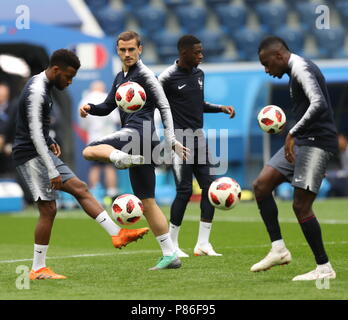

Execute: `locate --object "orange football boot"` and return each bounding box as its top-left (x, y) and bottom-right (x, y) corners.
top-left (112, 227), bottom-right (149, 249)
top-left (29, 267), bottom-right (67, 280)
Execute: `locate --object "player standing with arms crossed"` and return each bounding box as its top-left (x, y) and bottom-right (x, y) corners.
top-left (159, 35), bottom-right (235, 257)
top-left (13, 49), bottom-right (148, 280)
top-left (80, 31), bottom-right (189, 270)
top-left (252, 37), bottom-right (337, 281)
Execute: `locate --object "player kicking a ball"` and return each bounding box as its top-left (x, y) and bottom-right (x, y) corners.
top-left (13, 49), bottom-right (149, 280)
top-left (251, 37), bottom-right (338, 281)
top-left (79, 31), bottom-right (189, 270)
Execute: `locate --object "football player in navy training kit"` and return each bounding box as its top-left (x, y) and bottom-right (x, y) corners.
top-left (80, 31), bottom-right (189, 270)
top-left (13, 49), bottom-right (148, 280)
top-left (158, 35), bottom-right (235, 257)
top-left (252, 36), bottom-right (337, 281)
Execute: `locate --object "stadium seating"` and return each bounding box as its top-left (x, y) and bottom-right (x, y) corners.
top-left (85, 0), bottom-right (109, 11)
top-left (255, 2), bottom-right (288, 33)
top-left (133, 6), bottom-right (167, 38)
top-left (94, 7), bottom-right (126, 36)
top-left (164, 0), bottom-right (192, 9)
top-left (274, 26), bottom-right (305, 56)
top-left (122, 0), bottom-right (150, 10)
top-left (244, 0), bottom-right (269, 8)
top-left (85, 0), bottom-right (347, 63)
top-left (214, 4), bottom-right (248, 38)
top-left (153, 31), bottom-right (181, 64)
top-left (233, 28), bottom-right (265, 61)
top-left (313, 27), bottom-right (346, 59)
top-left (175, 5), bottom-right (208, 33)
top-left (196, 30), bottom-right (226, 62)
top-left (204, 0), bottom-right (230, 9)
top-left (336, 0), bottom-right (348, 28)
top-left (283, 0), bottom-right (308, 7)
top-left (296, 2), bottom-right (321, 31)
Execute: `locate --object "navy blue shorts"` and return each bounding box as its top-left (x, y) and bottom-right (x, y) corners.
top-left (89, 128), bottom-right (157, 199)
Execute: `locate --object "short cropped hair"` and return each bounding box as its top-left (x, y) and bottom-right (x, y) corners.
top-left (177, 35), bottom-right (201, 52)
top-left (258, 36), bottom-right (290, 54)
top-left (117, 31), bottom-right (141, 47)
top-left (49, 49), bottom-right (80, 70)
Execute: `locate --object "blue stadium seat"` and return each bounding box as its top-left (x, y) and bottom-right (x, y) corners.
top-left (255, 3), bottom-right (288, 33)
top-left (233, 28), bottom-right (266, 61)
top-left (204, 0), bottom-right (230, 9)
top-left (313, 27), bottom-right (346, 59)
top-left (163, 0), bottom-right (192, 9)
top-left (336, 0), bottom-right (348, 28)
top-left (283, 0), bottom-right (308, 7)
top-left (214, 4), bottom-right (248, 37)
top-left (153, 31), bottom-right (181, 64)
top-left (133, 6), bottom-right (167, 37)
top-left (274, 26), bottom-right (305, 56)
top-left (84, 0), bottom-right (109, 11)
top-left (296, 2), bottom-right (321, 31)
top-left (122, 0), bottom-right (151, 11)
top-left (175, 5), bottom-right (208, 33)
top-left (94, 7), bottom-right (126, 36)
top-left (196, 30), bottom-right (226, 62)
top-left (244, 0), bottom-right (269, 8)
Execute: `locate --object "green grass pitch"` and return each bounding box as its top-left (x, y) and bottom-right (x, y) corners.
top-left (0, 199), bottom-right (347, 300)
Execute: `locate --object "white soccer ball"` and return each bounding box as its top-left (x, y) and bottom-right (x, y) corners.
top-left (115, 81), bottom-right (146, 113)
top-left (208, 177), bottom-right (241, 210)
top-left (112, 194), bottom-right (144, 225)
top-left (257, 105), bottom-right (286, 134)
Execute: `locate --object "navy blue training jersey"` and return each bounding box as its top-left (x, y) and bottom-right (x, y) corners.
top-left (12, 71), bottom-right (59, 179)
top-left (287, 54), bottom-right (338, 154)
top-left (88, 59), bottom-right (176, 146)
top-left (158, 62), bottom-right (221, 130)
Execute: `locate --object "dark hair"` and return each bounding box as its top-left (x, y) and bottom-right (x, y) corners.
top-left (177, 34), bottom-right (201, 52)
top-left (258, 36), bottom-right (290, 54)
top-left (49, 49), bottom-right (81, 70)
top-left (117, 30), bottom-right (141, 47)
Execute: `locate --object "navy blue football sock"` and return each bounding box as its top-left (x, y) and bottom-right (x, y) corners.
top-left (256, 195), bottom-right (282, 242)
top-left (298, 215), bottom-right (329, 265)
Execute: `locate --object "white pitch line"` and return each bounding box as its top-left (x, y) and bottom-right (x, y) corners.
top-left (7, 213), bottom-right (348, 224)
top-left (1, 241), bottom-right (347, 264)
top-left (0, 249), bottom-right (160, 264)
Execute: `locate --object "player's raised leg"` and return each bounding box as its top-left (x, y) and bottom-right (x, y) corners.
top-left (61, 176), bottom-right (149, 249)
top-left (83, 143), bottom-right (144, 170)
top-left (250, 165), bottom-right (291, 272)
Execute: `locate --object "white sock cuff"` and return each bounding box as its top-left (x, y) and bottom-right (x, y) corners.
top-left (34, 244), bottom-right (49, 250)
top-left (200, 221), bottom-right (212, 229)
top-left (95, 210), bottom-right (109, 223)
top-left (271, 239), bottom-right (285, 249)
top-left (156, 233), bottom-right (170, 242)
top-left (95, 210), bottom-right (121, 236)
